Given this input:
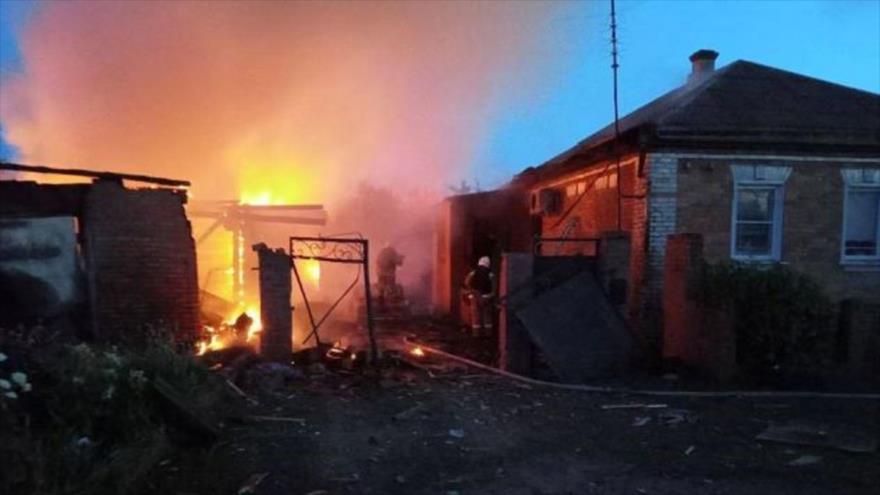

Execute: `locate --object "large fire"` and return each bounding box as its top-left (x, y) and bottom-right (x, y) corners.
top-left (193, 182), bottom-right (324, 357)
top-left (0, 2), bottom-right (572, 357)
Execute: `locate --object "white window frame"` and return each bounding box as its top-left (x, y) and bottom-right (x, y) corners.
top-left (730, 165), bottom-right (791, 263)
top-left (840, 169), bottom-right (880, 266)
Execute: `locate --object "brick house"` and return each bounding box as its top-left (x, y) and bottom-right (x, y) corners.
top-left (435, 50), bottom-right (880, 365)
top-left (521, 49), bottom-right (880, 349)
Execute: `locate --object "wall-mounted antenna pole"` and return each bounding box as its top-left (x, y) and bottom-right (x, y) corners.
top-left (610, 0), bottom-right (622, 231)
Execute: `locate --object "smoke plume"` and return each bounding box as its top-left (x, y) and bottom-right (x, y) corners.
top-left (1, 0), bottom-right (573, 201)
top-left (1, 1), bottom-right (581, 305)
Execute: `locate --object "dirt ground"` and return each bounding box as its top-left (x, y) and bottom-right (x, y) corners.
top-left (141, 323), bottom-right (880, 495)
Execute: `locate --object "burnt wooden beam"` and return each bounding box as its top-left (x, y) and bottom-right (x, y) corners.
top-left (236, 212), bottom-right (327, 226)
top-left (190, 200), bottom-right (324, 211)
top-left (188, 210), bottom-right (327, 226)
top-left (1, 161), bottom-right (191, 188)
top-left (237, 204), bottom-right (325, 211)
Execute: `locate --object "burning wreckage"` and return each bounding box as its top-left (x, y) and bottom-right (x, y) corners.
top-left (0, 161), bottom-right (418, 380)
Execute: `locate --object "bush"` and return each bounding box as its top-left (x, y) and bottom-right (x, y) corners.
top-left (695, 262), bottom-right (837, 381)
top-left (0, 331), bottom-right (224, 495)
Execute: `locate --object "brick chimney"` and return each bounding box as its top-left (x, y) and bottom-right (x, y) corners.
top-left (688, 49), bottom-right (719, 84)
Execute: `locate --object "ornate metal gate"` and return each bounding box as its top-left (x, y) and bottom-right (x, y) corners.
top-left (288, 236), bottom-right (378, 362)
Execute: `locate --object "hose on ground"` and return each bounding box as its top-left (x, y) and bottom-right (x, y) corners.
top-left (402, 336), bottom-right (880, 400)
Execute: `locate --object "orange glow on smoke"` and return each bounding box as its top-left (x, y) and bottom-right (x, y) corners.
top-left (0, 1), bottom-right (568, 201)
top-left (410, 346), bottom-right (425, 358)
top-left (0, 1), bottom-right (577, 316)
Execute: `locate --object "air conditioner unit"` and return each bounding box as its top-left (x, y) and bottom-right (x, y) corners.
top-left (532, 188), bottom-right (562, 216)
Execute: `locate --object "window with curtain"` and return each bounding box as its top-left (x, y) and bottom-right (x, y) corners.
top-left (730, 165), bottom-right (790, 261)
top-left (733, 186), bottom-right (782, 258)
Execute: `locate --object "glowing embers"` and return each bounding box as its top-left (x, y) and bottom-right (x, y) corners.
top-left (195, 305), bottom-right (261, 355)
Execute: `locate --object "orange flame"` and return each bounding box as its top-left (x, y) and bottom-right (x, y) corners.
top-left (304, 259), bottom-right (321, 288)
top-left (195, 305), bottom-right (261, 355)
top-left (410, 346), bottom-right (425, 358)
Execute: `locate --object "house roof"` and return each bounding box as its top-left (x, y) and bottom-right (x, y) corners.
top-left (523, 59), bottom-right (880, 181)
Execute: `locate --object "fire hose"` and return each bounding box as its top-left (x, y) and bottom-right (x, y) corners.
top-left (402, 336), bottom-right (880, 400)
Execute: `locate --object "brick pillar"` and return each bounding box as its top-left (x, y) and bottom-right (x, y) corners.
top-left (598, 231), bottom-right (631, 315)
top-left (663, 233), bottom-right (735, 381)
top-left (663, 234), bottom-right (703, 361)
top-left (498, 253), bottom-right (533, 375)
top-left (253, 243), bottom-right (292, 361)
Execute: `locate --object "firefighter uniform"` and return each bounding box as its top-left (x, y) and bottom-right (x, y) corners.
top-left (464, 256), bottom-right (496, 336)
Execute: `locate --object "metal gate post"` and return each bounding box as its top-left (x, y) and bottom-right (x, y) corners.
top-left (362, 240), bottom-right (378, 364)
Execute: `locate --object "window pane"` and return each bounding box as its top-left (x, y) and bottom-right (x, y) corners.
top-left (845, 190), bottom-right (879, 256)
top-left (735, 223), bottom-right (772, 255)
top-left (737, 189), bottom-right (775, 221)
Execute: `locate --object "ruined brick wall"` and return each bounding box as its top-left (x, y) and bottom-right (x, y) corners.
top-left (81, 180), bottom-right (198, 343)
top-left (676, 156), bottom-right (880, 303)
top-left (663, 234), bottom-right (736, 381)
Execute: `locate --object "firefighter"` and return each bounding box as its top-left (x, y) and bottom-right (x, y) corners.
top-left (376, 243), bottom-right (404, 310)
top-left (464, 256), bottom-right (496, 337)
